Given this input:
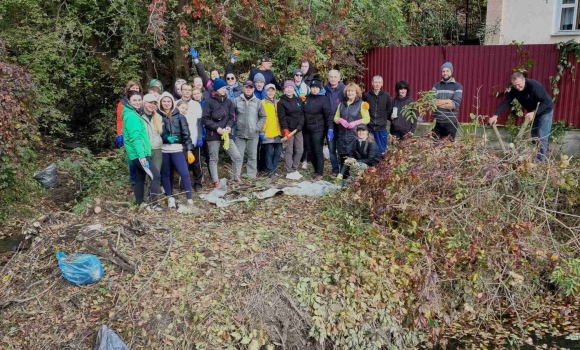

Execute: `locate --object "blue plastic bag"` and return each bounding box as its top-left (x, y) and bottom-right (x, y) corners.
top-left (56, 251), bottom-right (104, 285)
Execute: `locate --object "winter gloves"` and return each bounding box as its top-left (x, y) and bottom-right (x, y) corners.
top-left (196, 139), bottom-right (203, 147)
top-left (337, 118), bottom-right (350, 129)
top-left (167, 136), bottom-right (178, 144)
top-left (222, 132), bottom-right (230, 150)
top-left (259, 133), bottom-right (265, 141)
top-left (189, 48), bottom-right (198, 60)
top-left (283, 129), bottom-right (291, 139)
top-left (337, 118), bottom-right (363, 129)
top-left (115, 135), bottom-right (124, 148)
top-left (327, 129), bottom-right (334, 141)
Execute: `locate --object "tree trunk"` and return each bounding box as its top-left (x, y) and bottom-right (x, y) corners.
top-left (173, 0), bottom-right (190, 82)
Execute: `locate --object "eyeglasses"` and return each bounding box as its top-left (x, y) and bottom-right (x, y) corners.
top-left (226, 77), bottom-right (235, 80)
top-left (294, 74), bottom-right (303, 77)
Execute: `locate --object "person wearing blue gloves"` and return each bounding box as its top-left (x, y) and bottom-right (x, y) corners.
top-left (232, 80), bottom-right (267, 179)
top-left (303, 75), bottom-right (333, 180)
top-left (189, 47), bottom-right (236, 94)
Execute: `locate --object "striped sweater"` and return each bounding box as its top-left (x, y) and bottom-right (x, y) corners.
top-left (432, 78), bottom-right (463, 123)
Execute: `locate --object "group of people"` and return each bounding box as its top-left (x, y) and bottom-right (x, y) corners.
top-left (116, 48), bottom-right (554, 209)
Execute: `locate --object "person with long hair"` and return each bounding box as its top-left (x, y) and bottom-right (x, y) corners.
top-left (122, 91), bottom-right (164, 210)
top-left (334, 83), bottom-right (370, 175)
top-left (141, 94), bottom-right (164, 186)
top-left (116, 80), bottom-right (143, 186)
top-left (158, 92), bottom-right (194, 208)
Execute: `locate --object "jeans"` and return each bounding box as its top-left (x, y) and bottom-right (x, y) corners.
top-left (265, 143), bottom-right (282, 174)
top-left (372, 130), bottom-right (388, 154)
top-left (284, 131), bottom-right (304, 173)
top-left (129, 162), bottom-right (137, 186)
top-left (234, 136), bottom-right (260, 178)
top-left (161, 152), bottom-right (193, 200)
top-left (207, 140), bottom-right (243, 183)
top-left (132, 157), bottom-right (160, 205)
top-left (306, 131), bottom-right (325, 175)
top-left (531, 111), bottom-right (553, 161)
top-left (327, 134), bottom-right (339, 174)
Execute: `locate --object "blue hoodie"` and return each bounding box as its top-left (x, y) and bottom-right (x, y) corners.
top-left (324, 81), bottom-right (346, 115)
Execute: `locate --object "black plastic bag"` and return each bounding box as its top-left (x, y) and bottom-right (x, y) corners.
top-left (94, 325), bottom-right (129, 350)
top-left (33, 163), bottom-right (59, 188)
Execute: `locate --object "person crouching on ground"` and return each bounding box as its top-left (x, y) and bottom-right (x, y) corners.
top-left (202, 78), bottom-right (243, 186)
top-left (122, 91), bottom-right (164, 210)
top-left (337, 124), bottom-right (380, 180)
top-left (158, 92), bottom-right (195, 208)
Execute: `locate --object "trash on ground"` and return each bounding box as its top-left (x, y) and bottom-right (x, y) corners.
top-left (76, 224), bottom-right (104, 241)
top-left (94, 325), bottom-right (129, 350)
top-left (199, 178), bottom-right (249, 207)
top-left (34, 163), bottom-right (59, 188)
top-left (56, 251), bottom-right (104, 285)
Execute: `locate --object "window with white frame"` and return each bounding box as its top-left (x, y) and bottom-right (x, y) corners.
top-left (556, 0), bottom-right (580, 32)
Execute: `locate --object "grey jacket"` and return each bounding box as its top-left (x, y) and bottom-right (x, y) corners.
top-left (233, 94), bottom-right (267, 139)
top-left (139, 112), bottom-right (163, 150)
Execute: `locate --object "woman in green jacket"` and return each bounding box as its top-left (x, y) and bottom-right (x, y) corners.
top-left (122, 91), bottom-right (164, 210)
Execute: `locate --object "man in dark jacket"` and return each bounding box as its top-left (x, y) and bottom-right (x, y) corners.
top-left (363, 75), bottom-right (392, 154)
top-left (202, 78), bottom-right (243, 184)
top-left (337, 124), bottom-right (380, 180)
top-left (391, 80), bottom-right (418, 140)
top-left (490, 72), bottom-right (554, 161)
top-left (324, 69), bottom-right (346, 175)
top-left (249, 57), bottom-right (283, 90)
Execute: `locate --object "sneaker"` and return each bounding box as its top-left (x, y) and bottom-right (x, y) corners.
top-left (314, 175), bottom-right (323, 181)
top-left (336, 174), bottom-right (343, 180)
top-left (286, 171), bottom-right (302, 180)
top-left (187, 199), bottom-right (194, 206)
top-left (301, 161), bottom-right (308, 170)
top-left (140, 203), bottom-right (148, 209)
top-left (194, 185), bottom-right (202, 192)
top-left (168, 197), bottom-right (176, 208)
top-left (147, 204), bottom-right (167, 212)
top-left (268, 172), bottom-right (276, 178)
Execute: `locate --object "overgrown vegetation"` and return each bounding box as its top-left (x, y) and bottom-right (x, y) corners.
top-left (550, 39), bottom-right (580, 102)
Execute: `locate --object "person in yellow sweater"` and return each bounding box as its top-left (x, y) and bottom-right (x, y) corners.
top-left (334, 83), bottom-right (370, 171)
top-left (261, 84), bottom-right (283, 177)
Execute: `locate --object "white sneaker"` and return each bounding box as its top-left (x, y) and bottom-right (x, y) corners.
top-left (168, 197), bottom-right (176, 208)
top-left (187, 199), bottom-right (194, 206)
top-left (301, 161), bottom-right (308, 170)
top-left (286, 171), bottom-right (303, 180)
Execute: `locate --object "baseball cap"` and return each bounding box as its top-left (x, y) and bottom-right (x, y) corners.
top-left (143, 94), bottom-right (158, 103)
top-left (261, 56), bottom-right (272, 63)
top-left (265, 84), bottom-right (276, 91)
top-left (243, 80), bottom-right (254, 87)
top-left (356, 124), bottom-right (368, 131)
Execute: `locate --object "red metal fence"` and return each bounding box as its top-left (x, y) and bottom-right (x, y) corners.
top-left (362, 45), bottom-right (580, 127)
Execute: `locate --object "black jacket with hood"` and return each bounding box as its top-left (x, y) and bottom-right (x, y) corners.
top-left (363, 90), bottom-right (392, 132)
top-left (158, 92), bottom-right (193, 151)
top-left (202, 94), bottom-right (236, 142)
top-left (348, 138), bottom-right (380, 167)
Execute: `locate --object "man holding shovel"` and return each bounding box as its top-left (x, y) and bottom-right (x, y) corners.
top-left (489, 72), bottom-right (554, 161)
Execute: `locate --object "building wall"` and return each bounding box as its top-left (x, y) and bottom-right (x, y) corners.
top-left (485, 0), bottom-right (580, 44)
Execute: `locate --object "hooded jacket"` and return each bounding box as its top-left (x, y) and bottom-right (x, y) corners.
top-left (122, 104), bottom-right (151, 161)
top-left (139, 109), bottom-right (163, 150)
top-left (303, 92), bottom-right (333, 133)
top-left (202, 94), bottom-right (236, 142)
top-left (233, 94), bottom-right (267, 139)
top-left (391, 95), bottom-right (418, 135)
top-left (277, 94), bottom-right (305, 132)
top-left (302, 60), bottom-right (316, 86)
top-left (157, 92), bottom-right (193, 152)
top-left (363, 90), bottom-right (392, 132)
top-left (226, 82), bottom-right (242, 101)
top-left (324, 81), bottom-right (346, 115)
top-left (116, 95), bottom-right (129, 136)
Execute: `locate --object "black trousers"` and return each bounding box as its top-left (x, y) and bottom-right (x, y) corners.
top-left (132, 157), bottom-right (160, 205)
top-left (306, 131), bottom-right (325, 175)
top-left (184, 147), bottom-right (203, 189)
top-left (432, 120), bottom-right (458, 140)
top-left (202, 141), bottom-right (212, 180)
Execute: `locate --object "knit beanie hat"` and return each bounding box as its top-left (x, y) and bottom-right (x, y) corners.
top-left (149, 79), bottom-right (164, 93)
top-left (213, 78), bottom-right (227, 91)
top-left (284, 80), bottom-right (296, 89)
top-left (253, 73), bottom-right (265, 83)
top-left (441, 62), bottom-right (454, 73)
top-left (309, 74), bottom-right (322, 88)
